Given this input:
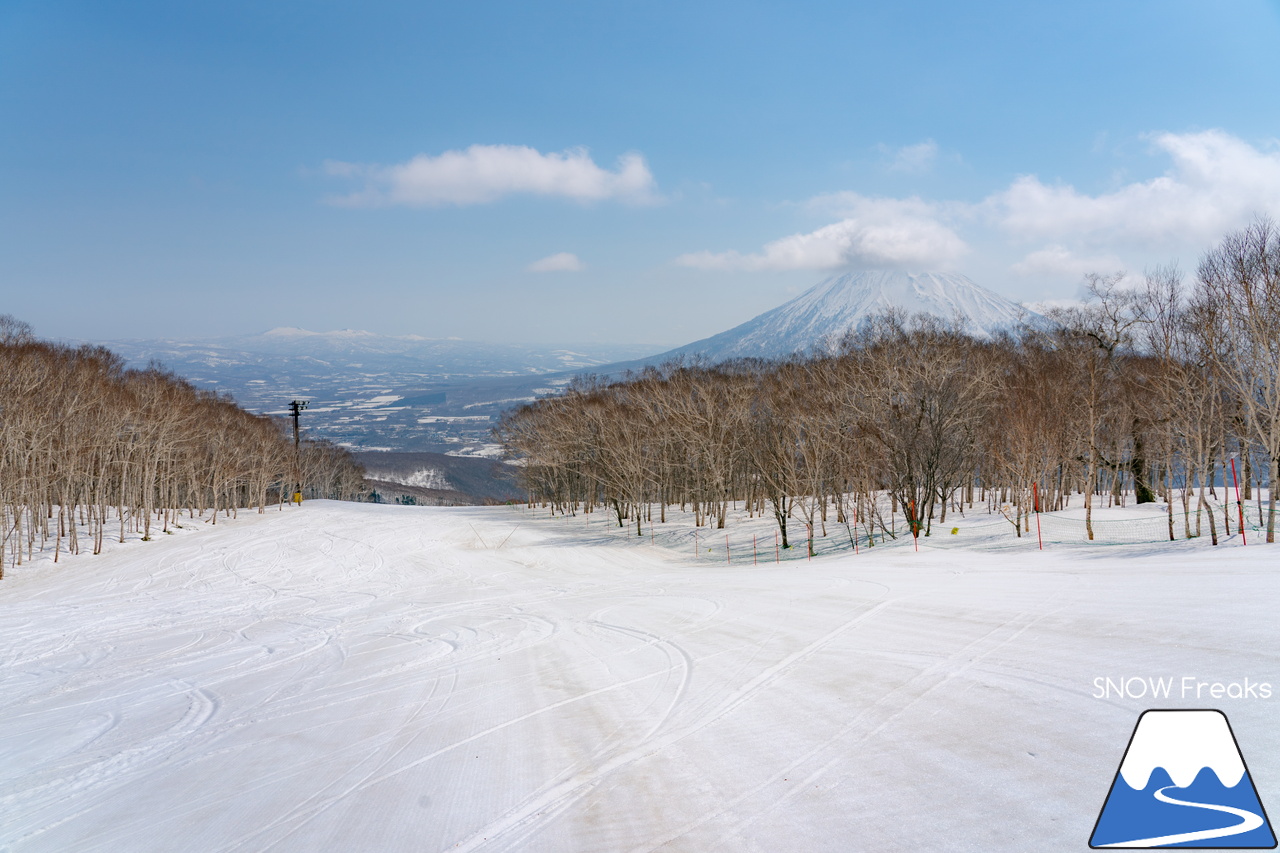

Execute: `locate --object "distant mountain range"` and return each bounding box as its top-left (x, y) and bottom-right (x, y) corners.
top-left (93, 332), bottom-right (662, 458)
top-left (97, 270), bottom-right (1038, 457)
top-left (105, 329), bottom-right (658, 383)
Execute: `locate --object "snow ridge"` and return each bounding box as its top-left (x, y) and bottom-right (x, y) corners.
top-left (662, 270), bottom-right (1036, 363)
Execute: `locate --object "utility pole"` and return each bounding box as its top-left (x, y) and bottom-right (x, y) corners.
top-left (289, 400), bottom-right (308, 503)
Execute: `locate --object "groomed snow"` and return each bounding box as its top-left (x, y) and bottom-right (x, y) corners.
top-left (2, 501), bottom-right (1277, 852)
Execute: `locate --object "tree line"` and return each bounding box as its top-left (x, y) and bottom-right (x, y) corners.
top-left (0, 318), bottom-right (366, 573)
top-left (499, 220), bottom-right (1280, 551)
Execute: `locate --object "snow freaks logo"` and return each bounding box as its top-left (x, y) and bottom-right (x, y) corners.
top-left (1090, 710), bottom-right (1276, 848)
top-left (1093, 676), bottom-right (1272, 701)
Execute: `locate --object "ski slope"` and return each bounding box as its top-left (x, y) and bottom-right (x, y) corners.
top-left (2, 501), bottom-right (1277, 852)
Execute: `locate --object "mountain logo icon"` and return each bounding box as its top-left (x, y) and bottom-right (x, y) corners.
top-left (1090, 709), bottom-right (1276, 848)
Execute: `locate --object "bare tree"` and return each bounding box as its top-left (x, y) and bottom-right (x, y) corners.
top-left (1, 325), bottom-right (366, 575)
top-left (1194, 218), bottom-right (1280, 541)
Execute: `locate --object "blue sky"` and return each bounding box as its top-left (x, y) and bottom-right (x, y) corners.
top-left (4, 0), bottom-right (1280, 347)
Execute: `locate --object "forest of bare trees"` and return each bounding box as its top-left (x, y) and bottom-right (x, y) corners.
top-left (0, 318), bottom-right (366, 574)
top-left (499, 221), bottom-right (1280, 551)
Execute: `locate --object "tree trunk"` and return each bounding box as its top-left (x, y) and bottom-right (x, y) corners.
top-left (1132, 431), bottom-right (1156, 504)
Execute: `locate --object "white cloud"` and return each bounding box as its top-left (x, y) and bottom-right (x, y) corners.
top-left (990, 130), bottom-right (1280, 249)
top-left (676, 194), bottom-right (968, 271)
top-left (527, 252), bottom-right (584, 272)
top-left (325, 144), bottom-right (658, 207)
top-left (881, 139), bottom-right (939, 173)
top-left (1011, 245), bottom-right (1128, 279)
top-left (678, 130), bottom-right (1280, 285)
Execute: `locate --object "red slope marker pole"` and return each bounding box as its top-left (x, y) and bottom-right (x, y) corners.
top-left (726, 534), bottom-right (730, 565)
top-left (753, 534), bottom-right (757, 565)
top-left (1231, 456), bottom-right (1247, 545)
top-left (910, 499), bottom-right (918, 552)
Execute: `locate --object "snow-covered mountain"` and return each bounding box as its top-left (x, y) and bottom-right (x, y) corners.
top-left (655, 270), bottom-right (1036, 363)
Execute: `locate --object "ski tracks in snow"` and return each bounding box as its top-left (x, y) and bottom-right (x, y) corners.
top-left (2, 502), bottom-right (1228, 853)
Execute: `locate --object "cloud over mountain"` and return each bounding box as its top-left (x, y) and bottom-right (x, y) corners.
top-left (676, 194), bottom-right (968, 271)
top-left (677, 131), bottom-right (1280, 290)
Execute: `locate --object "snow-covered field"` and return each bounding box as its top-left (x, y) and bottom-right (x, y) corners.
top-left (3, 501), bottom-right (1277, 852)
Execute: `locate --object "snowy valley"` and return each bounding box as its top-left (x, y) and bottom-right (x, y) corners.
top-left (100, 271), bottom-right (1038, 455)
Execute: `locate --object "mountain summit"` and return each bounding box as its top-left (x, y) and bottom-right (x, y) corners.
top-left (658, 270), bottom-right (1035, 363)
